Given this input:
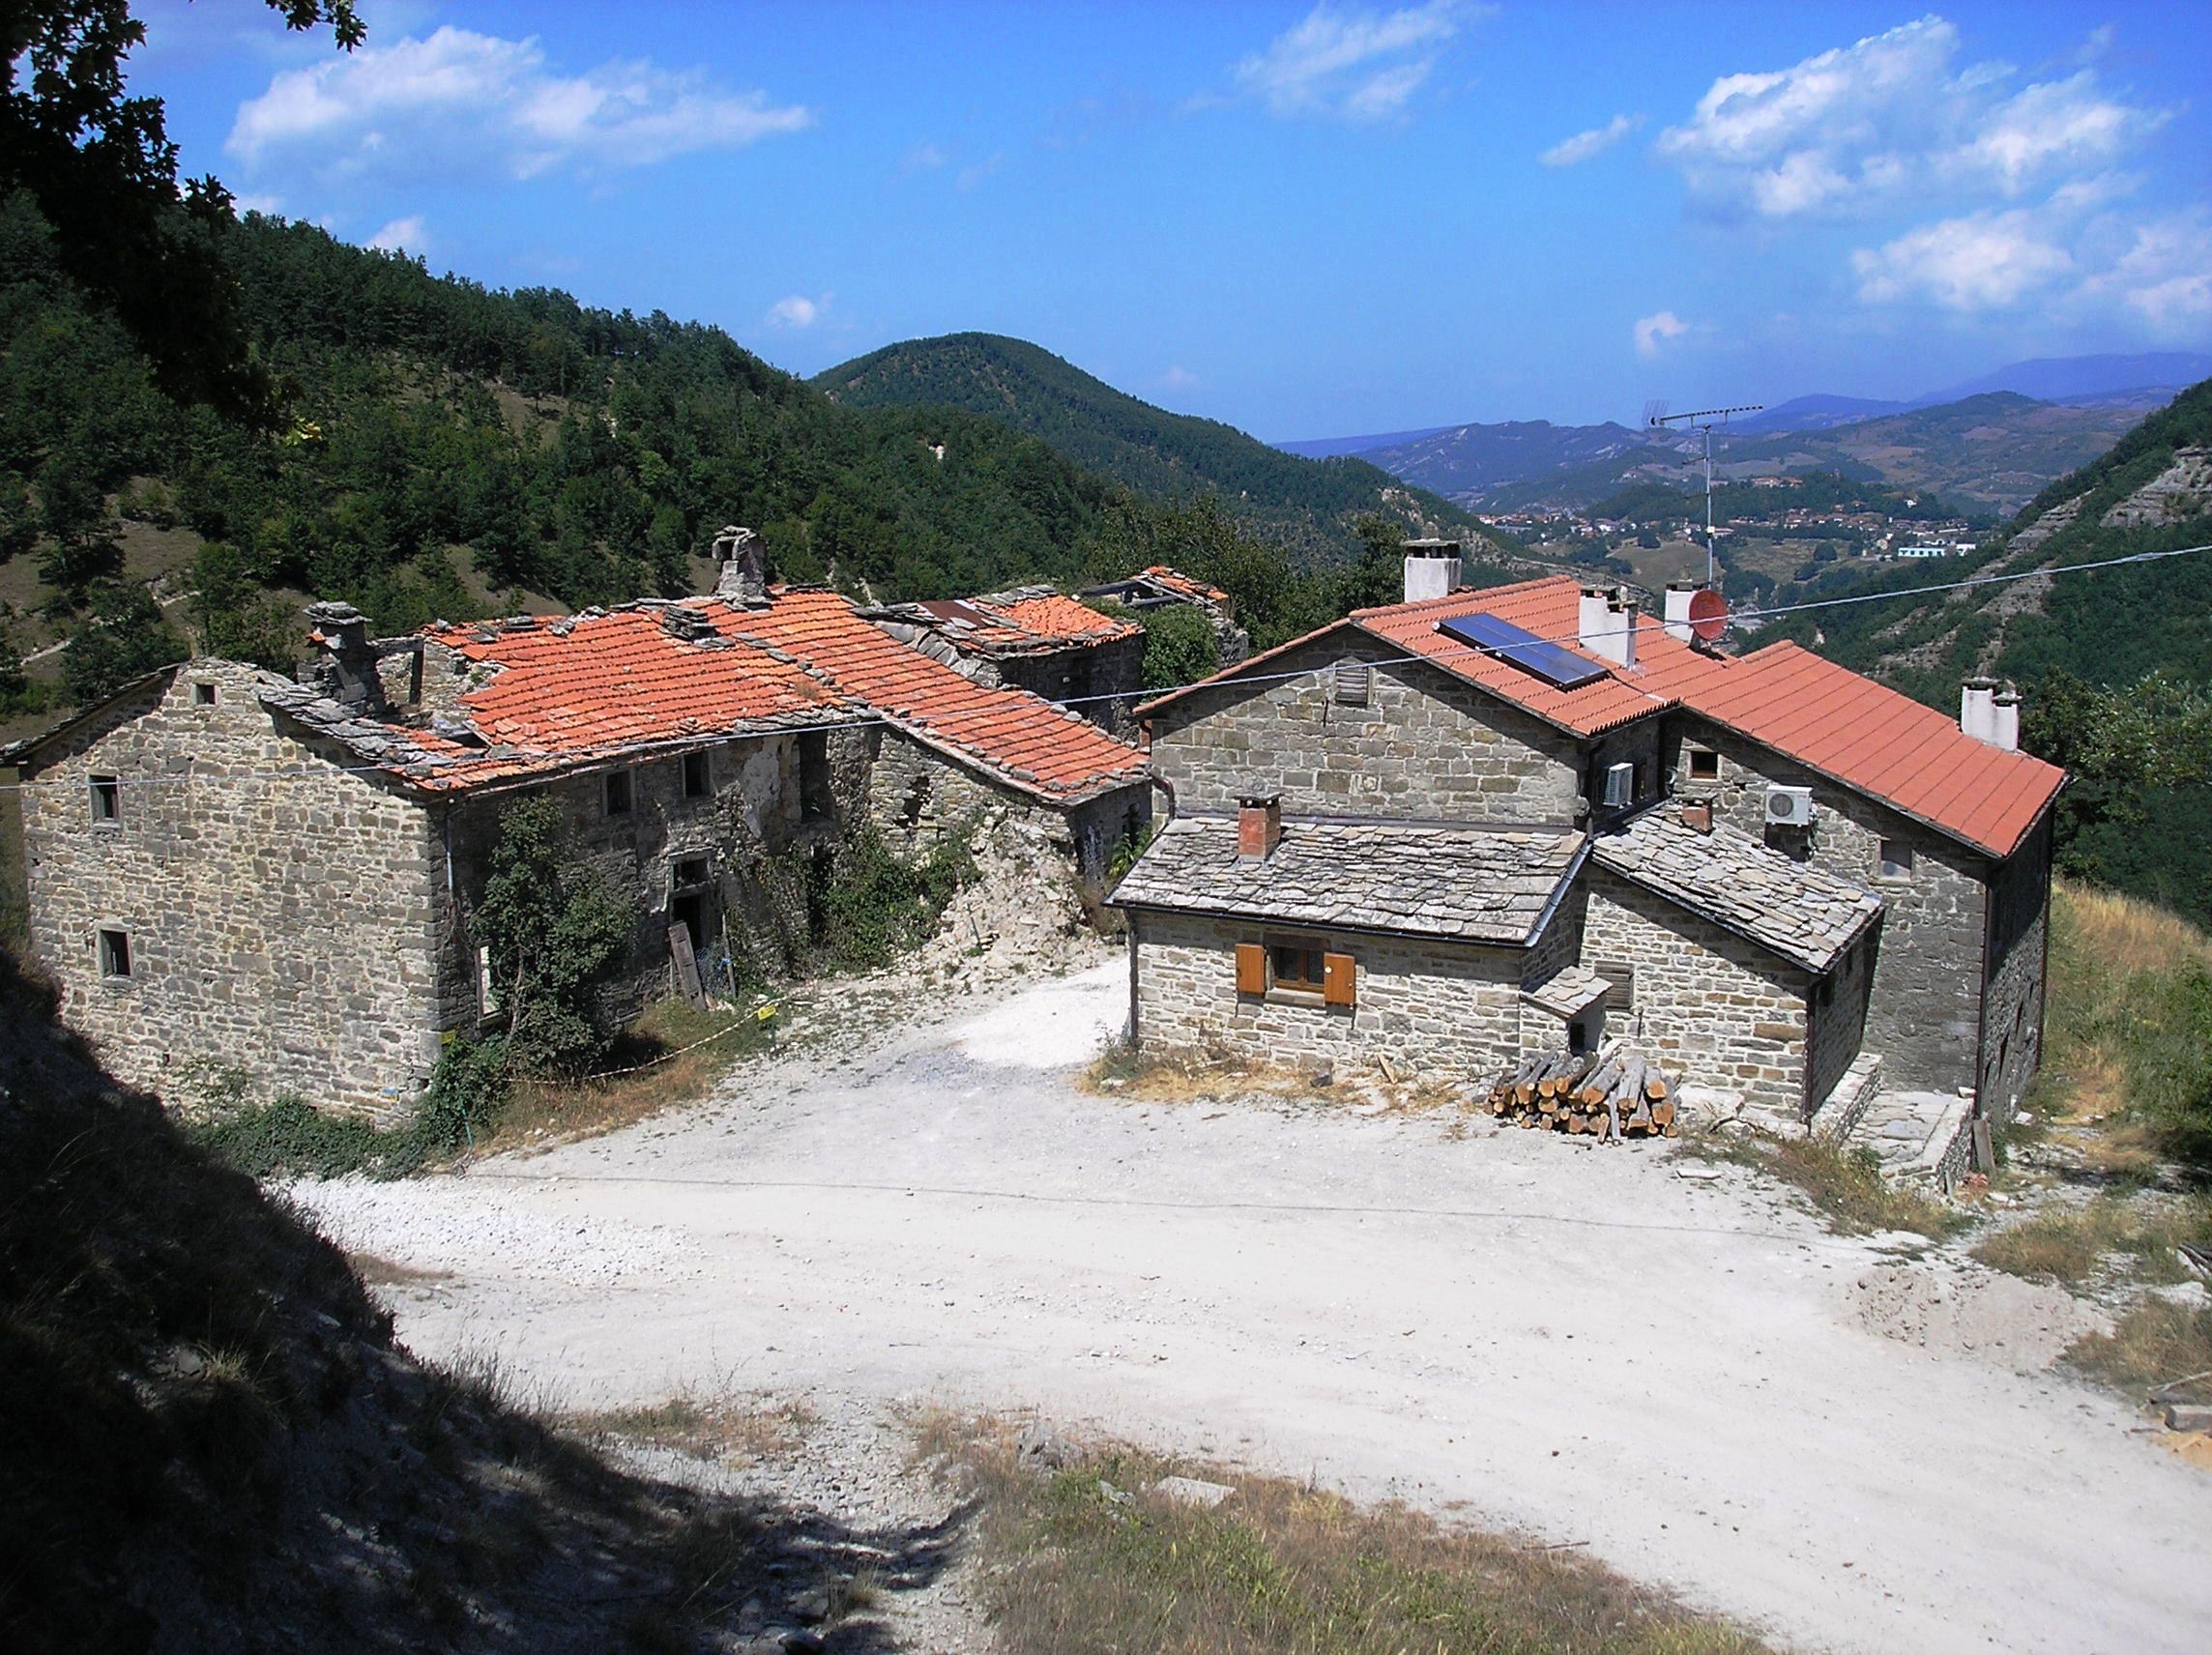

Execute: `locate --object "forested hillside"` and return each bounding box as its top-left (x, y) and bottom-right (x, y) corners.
top-left (813, 332), bottom-right (1477, 562)
top-left (1781, 375), bottom-right (2212, 922)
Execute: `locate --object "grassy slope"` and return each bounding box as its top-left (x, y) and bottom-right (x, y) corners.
top-left (812, 332), bottom-right (1477, 563)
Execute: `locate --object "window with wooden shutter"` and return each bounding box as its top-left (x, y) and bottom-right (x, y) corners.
top-left (1235, 943), bottom-right (1266, 996)
top-left (1323, 951), bottom-right (1355, 1006)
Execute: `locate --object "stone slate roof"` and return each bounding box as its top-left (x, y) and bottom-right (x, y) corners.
top-left (1523, 965), bottom-right (1611, 1017)
top-left (1588, 808), bottom-right (1883, 973)
top-left (1112, 814), bottom-right (1586, 945)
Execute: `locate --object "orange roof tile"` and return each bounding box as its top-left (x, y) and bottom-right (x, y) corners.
top-left (1138, 566), bottom-right (1232, 606)
top-left (904, 591), bottom-right (1139, 655)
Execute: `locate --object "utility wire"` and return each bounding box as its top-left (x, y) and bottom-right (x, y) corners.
top-left (5, 539), bottom-right (2203, 794)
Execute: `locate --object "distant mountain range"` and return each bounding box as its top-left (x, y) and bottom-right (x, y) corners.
top-left (814, 333), bottom-right (1476, 563)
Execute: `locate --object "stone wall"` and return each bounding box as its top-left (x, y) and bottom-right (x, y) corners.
top-left (1977, 814), bottom-right (2051, 1121)
top-left (1670, 715), bottom-right (1988, 1095)
top-left (1130, 911), bottom-right (1525, 1078)
top-left (995, 632), bottom-right (1146, 732)
top-left (1148, 631), bottom-right (1585, 824)
top-left (1806, 929), bottom-right (1875, 1114)
top-left (1580, 868), bottom-right (1813, 1113)
top-left (17, 662), bottom-right (450, 1119)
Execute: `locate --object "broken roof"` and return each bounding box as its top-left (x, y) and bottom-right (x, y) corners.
top-left (883, 587), bottom-right (1139, 658)
top-left (1587, 809), bottom-right (1883, 973)
top-left (1112, 814), bottom-right (1586, 945)
top-left (1138, 574), bottom-right (2064, 858)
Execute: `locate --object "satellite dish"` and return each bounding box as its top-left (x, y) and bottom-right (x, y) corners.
top-left (1687, 587), bottom-right (1729, 643)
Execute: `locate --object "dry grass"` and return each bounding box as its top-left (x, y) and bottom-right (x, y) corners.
top-left (1687, 1128), bottom-right (1966, 1238)
top-left (1972, 1195), bottom-right (2211, 1288)
top-left (569, 1391), bottom-right (820, 1466)
top-left (2064, 1300), bottom-right (2212, 1397)
top-left (490, 997), bottom-right (780, 1150)
top-left (925, 1417), bottom-right (1773, 1655)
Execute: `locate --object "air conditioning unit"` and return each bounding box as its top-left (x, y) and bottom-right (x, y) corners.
top-left (1602, 762), bottom-right (1635, 809)
top-left (1764, 784), bottom-right (1815, 827)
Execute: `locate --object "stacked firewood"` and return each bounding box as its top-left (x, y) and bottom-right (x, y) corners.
top-left (1481, 1043), bottom-right (1677, 1140)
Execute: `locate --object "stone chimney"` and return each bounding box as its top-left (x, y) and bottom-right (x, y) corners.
top-left (1990, 684), bottom-right (2021, 752)
top-left (1401, 538), bottom-right (1461, 604)
top-left (712, 524), bottom-right (769, 608)
top-left (1960, 677), bottom-right (1997, 744)
top-left (1663, 582), bottom-right (1700, 644)
top-left (302, 600), bottom-right (386, 712)
top-left (1237, 793), bottom-right (1283, 861)
top-left (1578, 586), bottom-right (1637, 668)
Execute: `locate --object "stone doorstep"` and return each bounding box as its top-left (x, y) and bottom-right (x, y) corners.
top-left (1809, 1051), bottom-right (1885, 1143)
top-left (1851, 1088), bottom-right (1977, 1186)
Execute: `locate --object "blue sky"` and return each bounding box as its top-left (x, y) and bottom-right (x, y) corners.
top-left (135, 1), bottom-right (2212, 438)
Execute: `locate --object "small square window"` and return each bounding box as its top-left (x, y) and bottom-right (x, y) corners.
top-left (682, 751), bottom-right (711, 798)
top-left (89, 775), bottom-right (121, 824)
top-left (99, 929), bottom-right (132, 978)
top-left (673, 856), bottom-right (711, 890)
top-left (1877, 839), bottom-right (1914, 879)
top-left (604, 770), bottom-right (633, 817)
top-left (1686, 746), bottom-right (1720, 782)
top-left (1269, 943), bottom-right (1326, 993)
top-left (192, 682), bottom-right (217, 706)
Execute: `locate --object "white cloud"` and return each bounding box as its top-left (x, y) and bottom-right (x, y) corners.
top-left (1540, 113), bottom-right (1641, 168)
top-left (365, 214), bottom-right (429, 253)
top-left (901, 141), bottom-right (947, 173)
top-left (956, 153), bottom-right (1003, 192)
top-left (1633, 310), bottom-right (1690, 359)
top-left (1852, 208), bottom-right (2074, 310)
top-left (2077, 213), bottom-right (2212, 334)
top-left (766, 293), bottom-right (830, 329)
top-left (1230, 1), bottom-right (1477, 124)
top-left (227, 25), bottom-right (812, 185)
top-left (1654, 15), bottom-right (2166, 219)
top-left (1161, 365), bottom-right (1200, 392)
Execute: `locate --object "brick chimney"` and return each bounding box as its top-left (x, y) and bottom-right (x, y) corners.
top-left (1663, 582), bottom-right (1700, 644)
top-left (1578, 586), bottom-right (1637, 668)
top-left (1401, 538), bottom-right (1461, 604)
top-left (303, 600), bottom-right (386, 712)
top-left (1237, 793), bottom-right (1283, 861)
top-left (1960, 677), bottom-right (1997, 744)
top-left (712, 524), bottom-right (769, 607)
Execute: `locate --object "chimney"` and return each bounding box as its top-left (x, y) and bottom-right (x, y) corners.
top-left (1990, 684), bottom-right (2021, 752)
top-left (1663, 582), bottom-right (1700, 644)
top-left (1401, 538), bottom-right (1462, 604)
top-left (1960, 677), bottom-right (1997, 744)
top-left (712, 524), bottom-right (769, 607)
top-left (302, 600), bottom-right (386, 713)
top-left (1680, 798), bottom-right (1713, 834)
top-left (1579, 586), bottom-right (1637, 668)
top-left (1237, 793), bottom-right (1283, 861)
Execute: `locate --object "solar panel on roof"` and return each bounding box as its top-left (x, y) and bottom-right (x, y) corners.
top-left (1436, 613), bottom-right (1609, 689)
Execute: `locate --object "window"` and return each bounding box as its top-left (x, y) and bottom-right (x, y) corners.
top-left (603, 769), bottom-right (633, 817)
top-left (99, 929), bottom-right (132, 978)
top-left (89, 775), bottom-right (120, 824)
top-left (1269, 943), bottom-right (1327, 993)
top-left (682, 750), bottom-right (711, 798)
top-left (1686, 745), bottom-right (1720, 783)
top-left (672, 856), bottom-right (711, 891)
top-left (799, 732), bottom-right (833, 823)
top-left (192, 682), bottom-right (217, 706)
top-left (1333, 659), bottom-right (1370, 707)
top-left (1877, 838), bottom-right (1914, 879)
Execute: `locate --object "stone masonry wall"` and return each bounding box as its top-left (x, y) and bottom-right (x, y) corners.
top-left (18, 661), bottom-right (449, 1119)
top-left (1149, 631), bottom-right (1584, 824)
top-left (996, 632), bottom-right (1146, 732)
top-left (1670, 715), bottom-right (1988, 1096)
top-left (1581, 868), bottom-right (1813, 1113)
top-left (1978, 813), bottom-right (2051, 1121)
top-left (1806, 929), bottom-right (1875, 1115)
top-left (1131, 911), bottom-right (1525, 1078)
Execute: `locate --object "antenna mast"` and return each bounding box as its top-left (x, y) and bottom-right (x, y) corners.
top-left (1646, 403), bottom-right (1762, 589)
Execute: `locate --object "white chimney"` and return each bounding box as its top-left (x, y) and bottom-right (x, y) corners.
top-left (1579, 586), bottom-right (1636, 668)
top-left (1401, 538), bottom-right (1461, 604)
top-left (1960, 678), bottom-right (1997, 744)
top-left (1663, 582), bottom-right (1700, 644)
top-left (1990, 685), bottom-right (2021, 752)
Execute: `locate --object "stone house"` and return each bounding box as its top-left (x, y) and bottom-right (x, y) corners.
top-left (1079, 565), bottom-right (1252, 669)
top-left (7, 584), bottom-right (1149, 1120)
top-left (862, 587), bottom-right (1146, 730)
top-left (1118, 557), bottom-right (2064, 1134)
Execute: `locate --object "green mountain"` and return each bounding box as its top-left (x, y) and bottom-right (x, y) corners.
top-left (813, 332), bottom-right (1477, 562)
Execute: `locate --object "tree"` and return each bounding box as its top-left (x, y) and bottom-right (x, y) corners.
top-left (0, 1), bottom-right (361, 418)
top-left (472, 798), bottom-right (632, 1076)
top-left (59, 579), bottom-right (183, 701)
top-left (1137, 603), bottom-right (1218, 691)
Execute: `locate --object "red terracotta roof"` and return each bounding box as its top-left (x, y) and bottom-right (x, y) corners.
top-left (1140, 574), bottom-right (2063, 858)
top-left (1138, 566), bottom-right (1231, 606)
top-left (723, 590), bottom-right (1149, 803)
top-left (905, 591), bottom-right (1138, 655)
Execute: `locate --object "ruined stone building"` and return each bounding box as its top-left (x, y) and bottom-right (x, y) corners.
top-left (7, 575), bottom-right (1149, 1119)
top-left (862, 588), bottom-right (1146, 729)
top-left (1079, 565), bottom-right (1252, 669)
top-left (1115, 553), bottom-right (2064, 1165)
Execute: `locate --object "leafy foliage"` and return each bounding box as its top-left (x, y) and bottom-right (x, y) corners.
top-left (1131, 601), bottom-right (1216, 690)
top-left (800, 822), bottom-right (975, 973)
top-left (59, 579), bottom-right (184, 702)
top-left (474, 798), bottom-right (631, 1076)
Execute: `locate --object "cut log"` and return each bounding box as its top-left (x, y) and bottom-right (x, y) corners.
top-left (1649, 1099), bottom-right (1676, 1129)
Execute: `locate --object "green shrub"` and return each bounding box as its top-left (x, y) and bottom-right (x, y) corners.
top-left (802, 821), bottom-right (975, 973)
top-left (475, 798), bottom-right (631, 1076)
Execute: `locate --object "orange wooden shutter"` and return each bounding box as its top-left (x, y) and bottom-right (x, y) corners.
top-left (1235, 943), bottom-right (1266, 996)
top-left (1323, 951), bottom-right (1355, 1006)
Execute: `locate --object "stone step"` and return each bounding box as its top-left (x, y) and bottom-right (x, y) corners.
top-left (1854, 1088), bottom-right (1978, 1189)
top-left (1810, 1051), bottom-right (1884, 1143)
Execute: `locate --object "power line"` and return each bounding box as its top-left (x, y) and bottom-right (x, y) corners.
top-left (4, 539), bottom-right (2204, 795)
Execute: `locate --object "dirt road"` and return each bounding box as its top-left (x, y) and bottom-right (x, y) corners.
top-left (296, 954), bottom-right (2212, 1655)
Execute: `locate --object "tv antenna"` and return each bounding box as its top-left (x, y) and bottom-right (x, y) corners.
top-left (1646, 402), bottom-right (1762, 589)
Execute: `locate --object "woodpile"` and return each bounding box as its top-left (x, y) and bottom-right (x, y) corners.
top-left (1479, 1042), bottom-right (1677, 1140)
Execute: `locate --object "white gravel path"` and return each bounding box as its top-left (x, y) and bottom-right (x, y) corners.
top-left (299, 953), bottom-right (2212, 1655)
